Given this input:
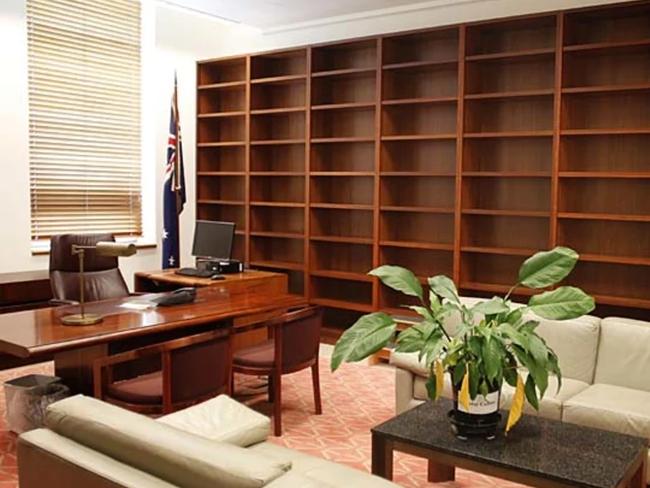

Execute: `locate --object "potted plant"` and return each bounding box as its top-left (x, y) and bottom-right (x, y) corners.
top-left (331, 247), bottom-right (595, 437)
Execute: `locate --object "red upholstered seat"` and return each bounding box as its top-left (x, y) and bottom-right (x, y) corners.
top-left (107, 372), bottom-right (162, 405)
top-left (233, 340), bottom-right (274, 367)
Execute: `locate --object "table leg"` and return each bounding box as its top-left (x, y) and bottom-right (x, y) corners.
top-left (371, 434), bottom-right (393, 480)
top-left (629, 452), bottom-right (647, 488)
top-left (54, 344), bottom-right (108, 395)
top-left (428, 458), bottom-right (455, 482)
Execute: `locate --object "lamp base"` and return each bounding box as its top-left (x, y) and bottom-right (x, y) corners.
top-left (61, 313), bottom-right (103, 326)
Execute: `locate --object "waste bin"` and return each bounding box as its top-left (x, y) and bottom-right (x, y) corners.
top-left (4, 374), bottom-right (70, 433)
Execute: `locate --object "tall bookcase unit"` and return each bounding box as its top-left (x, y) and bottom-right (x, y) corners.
top-left (197, 0), bottom-right (650, 341)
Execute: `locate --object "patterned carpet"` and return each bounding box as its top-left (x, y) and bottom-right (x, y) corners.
top-left (0, 359), bottom-right (528, 487)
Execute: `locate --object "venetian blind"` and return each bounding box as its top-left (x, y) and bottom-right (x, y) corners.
top-left (27, 0), bottom-right (142, 241)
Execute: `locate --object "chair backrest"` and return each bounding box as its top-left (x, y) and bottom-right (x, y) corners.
top-left (49, 233), bottom-right (130, 301)
top-left (275, 307), bottom-right (322, 371)
top-left (169, 329), bottom-right (232, 404)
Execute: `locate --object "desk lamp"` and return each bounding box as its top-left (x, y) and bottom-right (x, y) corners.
top-left (60, 242), bottom-right (137, 326)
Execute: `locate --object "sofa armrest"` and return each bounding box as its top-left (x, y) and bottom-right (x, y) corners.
top-left (395, 367), bottom-right (416, 415)
top-left (18, 429), bottom-right (176, 488)
top-left (158, 394), bottom-right (271, 447)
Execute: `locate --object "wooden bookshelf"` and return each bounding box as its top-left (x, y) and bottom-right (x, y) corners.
top-left (197, 2), bottom-right (650, 344)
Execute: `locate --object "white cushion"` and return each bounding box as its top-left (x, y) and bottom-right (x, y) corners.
top-left (158, 395), bottom-right (270, 447)
top-left (526, 313), bottom-right (601, 384)
top-left (252, 442), bottom-right (400, 488)
top-left (499, 375), bottom-right (589, 421)
top-left (564, 383), bottom-right (650, 440)
top-left (390, 351), bottom-right (428, 377)
top-left (594, 317), bottom-right (650, 392)
top-left (46, 395), bottom-right (290, 488)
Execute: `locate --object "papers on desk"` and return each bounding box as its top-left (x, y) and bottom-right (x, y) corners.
top-left (120, 301), bottom-right (156, 310)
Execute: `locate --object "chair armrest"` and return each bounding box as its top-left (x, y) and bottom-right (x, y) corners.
top-left (129, 292), bottom-right (147, 296)
top-left (267, 305), bottom-right (321, 328)
top-left (48, 299), bottom-right (78, 306)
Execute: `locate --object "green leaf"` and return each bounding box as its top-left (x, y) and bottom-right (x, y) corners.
top-left (548, 352), bottom-right (562, 394)
top-left (453, 362), bottom-right (465, 386)
top-left (425, 376), bottom-right (437, 401)
top-left (419, 330), bottom-right (446, 365)
top-left (394, 321), bottom-right (434, 353)
top-left (526, 332), bottom-right (549, 367)
top-left (369, 265), bottom-right (423, 299)
top-left (524, 375), bottom-right (539, 410)
top-left (331, 312), bottom-right (396, 371)
top-left (482, 337), bottom-right (502, 383)
top-left (429, 291), bottom-right (442, 313)
top-left (468, 362), bottom-right (480, 399)
top-left (472, 297), bottom-right (509, 316)
top-left (528, 286), bottom-right (595, 320)
top-left (518, 247), bottom-right (579, 289)
top-left (407, 305), bottom-right (435, 322)
top-left (505, 308), bottom-right (523, 325)
top-left (428, 275), bottom-right (460, 304)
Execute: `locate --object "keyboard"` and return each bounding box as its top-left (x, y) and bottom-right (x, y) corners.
top-left (174, 267), bottom-right (215, 278)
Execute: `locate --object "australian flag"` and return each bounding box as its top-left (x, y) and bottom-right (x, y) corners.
top-left (162, 75), bottom-right (186, 268)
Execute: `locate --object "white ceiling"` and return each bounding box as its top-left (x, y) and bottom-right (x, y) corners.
top-left (164, 0), bottom-right (429, 29)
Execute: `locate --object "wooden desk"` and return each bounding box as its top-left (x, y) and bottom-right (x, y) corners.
top-left (134, 269), bottom-right (289, 350)
top-left (0, 270), bottom-right (52, 314)
top-left (134, 269), bottom-right (286, 295)
top-left (0, 286), bottom-right (306, 394)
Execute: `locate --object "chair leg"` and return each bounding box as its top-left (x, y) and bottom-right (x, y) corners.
top-left (273, 373), bottom-right (282, 436)
top-left (311, 362), bottom-right (322, 415)
top-left (229, 370), bottom-right (235, 396)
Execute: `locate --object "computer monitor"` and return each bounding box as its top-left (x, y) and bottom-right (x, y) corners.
top-left (191, 220), bottom-right (235, 260)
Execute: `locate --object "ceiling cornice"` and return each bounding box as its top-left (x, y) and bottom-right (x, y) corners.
top-left (262, 0), bottom-right (488, 34)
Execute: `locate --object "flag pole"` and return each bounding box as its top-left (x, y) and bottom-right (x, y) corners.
top-left (172, 72), bottom-right (182, 192)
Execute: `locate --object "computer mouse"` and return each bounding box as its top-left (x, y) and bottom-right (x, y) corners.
top-left (211, 274), bottom-right (226, 280)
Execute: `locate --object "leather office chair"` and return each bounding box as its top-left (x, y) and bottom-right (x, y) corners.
top-left (49, 233), bottom-right (130, 302)
top-left (232, 306), bottom-right (323, 436)
top-left (93, 328), bottom-right (232, 415)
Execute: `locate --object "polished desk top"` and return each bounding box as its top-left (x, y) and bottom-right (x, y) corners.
top-left (134, 269), bottom-right (283, 288)
top-left (0, 287), bottom-right (306, 359)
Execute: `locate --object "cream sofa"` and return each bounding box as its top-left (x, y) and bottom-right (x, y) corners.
top-left (17, 394), bottom-right (399, 488)
top-left (391, 297), bottom-right (650, 479)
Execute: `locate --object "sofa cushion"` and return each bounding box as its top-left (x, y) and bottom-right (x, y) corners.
top-left (390, 351), bottom-right (428, 377)
top-left (593, 317), bottom-right (650, 392)
top-left (526, 313), bottom-right (601, 384)
top-left (251, 442), bottom-right (399, 488)
top-left (158, 394), bottom-right (270, 447)
top-left (500, 375), bottom-right (589, 421)
top-left (563, 383), bottom-right (650, 440)
top-left (46, 395), bottom-right (290, 488)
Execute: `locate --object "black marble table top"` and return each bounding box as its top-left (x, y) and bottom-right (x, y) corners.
top-left (372, 399), bottom-right (648, 488)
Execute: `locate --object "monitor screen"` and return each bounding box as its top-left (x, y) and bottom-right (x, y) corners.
top-left (191, 220), bottom-right (235, 260)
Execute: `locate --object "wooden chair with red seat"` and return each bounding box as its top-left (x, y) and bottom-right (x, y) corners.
top-left (232, 306), bottom-right (323, 436)
top-left (93, 328), bottom-right (232, 415)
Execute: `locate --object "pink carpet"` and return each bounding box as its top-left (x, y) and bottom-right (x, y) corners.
top-left (0, 359), bottom-right (529, 487)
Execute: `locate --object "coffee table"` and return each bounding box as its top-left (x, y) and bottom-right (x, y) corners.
top-left (371, 399), bottom-right (648, 488)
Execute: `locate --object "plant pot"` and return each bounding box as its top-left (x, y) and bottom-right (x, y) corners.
top-left (449, 384), bottom-right (501, 440)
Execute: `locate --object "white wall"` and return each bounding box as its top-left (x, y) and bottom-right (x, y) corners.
top-left (0, 0), bottom-right (261, 287)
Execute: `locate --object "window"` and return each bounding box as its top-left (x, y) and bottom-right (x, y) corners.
top-left (27, 0), bottom-right (142, 242)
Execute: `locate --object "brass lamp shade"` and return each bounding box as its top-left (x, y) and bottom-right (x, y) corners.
top-left (95, 241), bottom-right (137, 257)
top-left (60, 241), bottom-right (137, 326)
